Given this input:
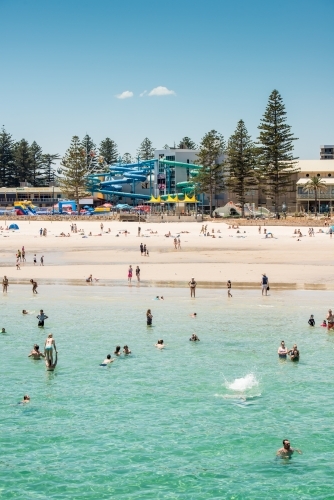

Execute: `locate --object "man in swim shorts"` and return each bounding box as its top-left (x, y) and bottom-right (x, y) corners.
top-left (101, 354), bottom-right (115, 365)
top-left (188, 277), bottom-right (197, 298)
top-left (28, 344), bottom-right (45, 360)
top-left (30, 279), bottom-right (38, 294)
top-left (37, 310), bottom-right (48, 327)
top-left (276, 439), bottom-right (302, 458)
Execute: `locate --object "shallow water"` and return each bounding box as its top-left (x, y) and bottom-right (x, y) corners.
top-left (1, 286), bottom-right (334, 499)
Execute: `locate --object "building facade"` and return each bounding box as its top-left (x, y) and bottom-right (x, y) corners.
top-left (320, 145), bottom-right (334, 160)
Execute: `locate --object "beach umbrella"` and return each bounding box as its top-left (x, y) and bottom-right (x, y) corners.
top-left (102, 203), bottom-right (112, 207)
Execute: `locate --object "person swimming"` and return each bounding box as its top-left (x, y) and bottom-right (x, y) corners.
top-left (46, 351), bottom-right (57, 371)
top-left (100, 354), bottom-right (115, 366)
top-left (123, 345), bottom-right (131, 355)
top-left (190, 313), bottom-right (197, 318)
top-left (22, 310), bottom-right (28, 315)
top-left (28, 344), bottom-right (45, 360)
top-left (1, 328), bottom-right (6, 333)
top-left (155, 339), bottom-right (165, 349)
top-left (114, 346), bottom-right (121, 356)
top-left (19, 395), bottom-right (30, 404)
top-left (189, 334), bottom-right (200, 341)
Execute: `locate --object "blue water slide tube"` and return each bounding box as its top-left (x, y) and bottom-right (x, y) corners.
top-left (98, 189), bottom-right (150, 200)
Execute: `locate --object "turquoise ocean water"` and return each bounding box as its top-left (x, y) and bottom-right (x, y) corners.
top-left (1, 285), bottom-right (334, 499)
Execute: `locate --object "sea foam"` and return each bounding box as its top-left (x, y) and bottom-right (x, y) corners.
top-left (226, 373), bottom-right (259, 392)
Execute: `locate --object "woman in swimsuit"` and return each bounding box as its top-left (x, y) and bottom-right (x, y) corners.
top-left (114, 346), bottom-right (121, 356)
top-left (44, 334), bottom-right (57, 365)
top-left (128, 265), bottom-right (133, 283)
top-left (326, 309), bottom-right (334, 330)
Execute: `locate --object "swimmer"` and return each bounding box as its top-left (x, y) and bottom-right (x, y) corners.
top-left (44, 334), bottom-right (57, 365)
top-left (189, 334), bottom-right (200, 341)
top-left (114, 346), bottom-right (121, 356)
top-left (326, 309), bottom-right (334, 330)
top-left (20, 395), bottom-right (30, 404)
top-left (190, 313), bottom-right (197, 318)
top-left (37, 309), bottom-right (48, 327)
top-left (100, 354), bottom-right (115, 366)
top-left (22, 310), bottom-right (28, 315)
top-left (1, 327), bottom-right (6, 333)
top-left (320, 320), bottom-right (327, 327)
top-left (28, 344), bottom-right (45, 360)
top-left (308, 315), bottom-right (315, 327)
top-left (147, 309), bottom-right (153, 326)
top-left (123, 345), bottom-right (131, 355)
top-left (155, 296), bottom-right (160, 300)
top-left (160, 296), bottom-right (164, 300)
top-left (278, 341), bottom-right (288, 358)
top-left (155, 339), bottom-right (165, 349)
top-left (276, 439), bottom-right (302, 458)
top-left (288, 344), bottom-right (299, 361)
top-left (46, 351), bottom-right (57, 371)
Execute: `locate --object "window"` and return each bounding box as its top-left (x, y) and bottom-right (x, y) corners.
top-left (165, 156), bottom-right (175, 161)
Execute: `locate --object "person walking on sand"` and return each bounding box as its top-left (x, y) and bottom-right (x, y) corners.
top-left (2, 276), bottom-right (8, 292)
top-left (136, 265), bottom-right (140, 282)
top-left (22, 247), bottom-right (26, 262)
top-left (227, 280), bottom-right (232, 297)
top-left (30, 279), bottom-right (38, 294)
top-left (140, 243), bottom-right (144, 256)
top-left (188, 277), bottom-right (197, 298)
top-left (33, 254), bottom-right (37, 266)
top-left (261, 273), bottom-right (269, 296)
top-left (177, 237), bottom-right (181, 249)
top-left (16, 258), bottom-right (21, 270)
top-left (147, 309), bottom-right (153, 326)
top-left (138, 226), bottom-right (141, 237)
top-left (174, 238), bottom-right (177, 249)
top-left (143, 244), bottom-right (147, 256)
top-left (40, 255), bottom-right (44, 266)
top-left (128, 265), bottom-right (133, 283)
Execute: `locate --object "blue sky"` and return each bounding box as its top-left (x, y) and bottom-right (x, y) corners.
top-left (0, 0), bottom-right (333, 159)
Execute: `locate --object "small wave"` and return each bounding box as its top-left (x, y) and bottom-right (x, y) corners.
top-left (226, 373), bottom-right (259, 392)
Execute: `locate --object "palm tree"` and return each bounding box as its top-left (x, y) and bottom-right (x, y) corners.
top-left (303, 176), bottom-right (327, 216)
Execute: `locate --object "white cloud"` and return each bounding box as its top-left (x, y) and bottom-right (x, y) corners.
top-left (148, 86), bottom-right (176, 96)
top-left (140, 90), bottom-right (147, 97)
top-left (116, 90), bottom-right (134, 99)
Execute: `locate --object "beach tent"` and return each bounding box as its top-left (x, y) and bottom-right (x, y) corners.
top-left (9, 224), bottom-right (19, 230)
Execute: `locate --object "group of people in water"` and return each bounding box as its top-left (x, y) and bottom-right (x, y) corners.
top-left (308, 309), bottom-right (334, 329)
top-left (277, 341), bottom-right (299, 361)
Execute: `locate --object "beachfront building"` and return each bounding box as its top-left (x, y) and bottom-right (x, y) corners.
top-left (320, 145), bottom-right (334, 160)
top-left (0, 185), bottom-right (63, 208)
top-left (295, 160), bottom-right (334, 213)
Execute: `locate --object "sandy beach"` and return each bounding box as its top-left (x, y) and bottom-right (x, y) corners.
top-left (0, 219), bottom-right (333, 289)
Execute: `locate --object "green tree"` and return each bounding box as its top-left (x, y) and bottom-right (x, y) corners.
top-left (177, 137), bottom-right (197, 149)
top-left (257, 89), bottom-right (299, 214)
top-left (99, 138), bottom-right (118, 167)
top-left (43, 153), bottom-right (61, 185)
top-left (162, 144), bottom-right (170, 149)
top-left (122, 153), bottom-right (132, 164)
top-left (81, 134), bottom-right (98, 173)
top-left (60, 136), bottom-right (90, 211)
top-left (12, 139), bottom-right (32, 187)
top-left (0, 127), bottom-right (15, 187)
top-left (303, 176), bottom-right (327, 216)
top-left (137, 137), bottom-right (154, 160)
top-left (225, 120), bottom-right (258, 217)
top-left (29, 141), bottom-right (44, 186)
top-left (195, 130), bottom-right (225, 216)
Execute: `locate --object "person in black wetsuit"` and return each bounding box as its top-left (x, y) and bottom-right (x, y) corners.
top-left (146, 309), bottom-right (153, 326)
top-left (308, 315), bottom-right (315, 327)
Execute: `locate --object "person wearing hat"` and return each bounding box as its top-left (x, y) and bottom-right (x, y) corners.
top-left (261, 273), bottom-right (269, 296)
top-left (188, 277), bottom-right (197, 298)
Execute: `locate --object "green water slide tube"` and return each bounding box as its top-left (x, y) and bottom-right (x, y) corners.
top-left (159, 159), bottom-right (201, 169)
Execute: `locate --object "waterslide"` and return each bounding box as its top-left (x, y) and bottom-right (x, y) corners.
top-left (88, 160), bottom-right (155, 201)
top-left (14, 202), bottom-right (37, 216)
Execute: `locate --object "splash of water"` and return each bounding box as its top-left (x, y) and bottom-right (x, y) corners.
top-left (226, 373), bottom-right (259, 392)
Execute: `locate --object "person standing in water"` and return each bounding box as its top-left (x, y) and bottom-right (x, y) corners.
top-left (227, 280), bottom-right (232, 297)
top-left (147, 309), bottom-right (153, 326)
top-left (278, 341), bottom-right (288, 359)
top-left (308, 315), bottom-right (315, 327)
top-left (28, 344), bottom-right (45, 360)
top-left (30, 279), bottom-right (38, 294)
top-left (128, 265), bottom-right (133, 283)
top-left (326, 309), bottom-right (334, 330)
top-left (46, 351), bottom-right (57, 371)
top-left (136, 266), bottom-right (140, 282)
top-left (188, 277), bottom-right (197, 298)
top-left (2, 276), bottom-right (8, 293)
top-left (261, 274), bottom-right (269, 296)
top-left (44, 334), bottom-right (57, 365)
top-left (37, 310), bottom-right (48, 327)
top-left (276, 439), bottom-right (302, 458)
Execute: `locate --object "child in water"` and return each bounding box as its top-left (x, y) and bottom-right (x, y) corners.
top-left (308, 315), bottom-right (315, 327)
top-left (321, 320), bottom-right (327, 327)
